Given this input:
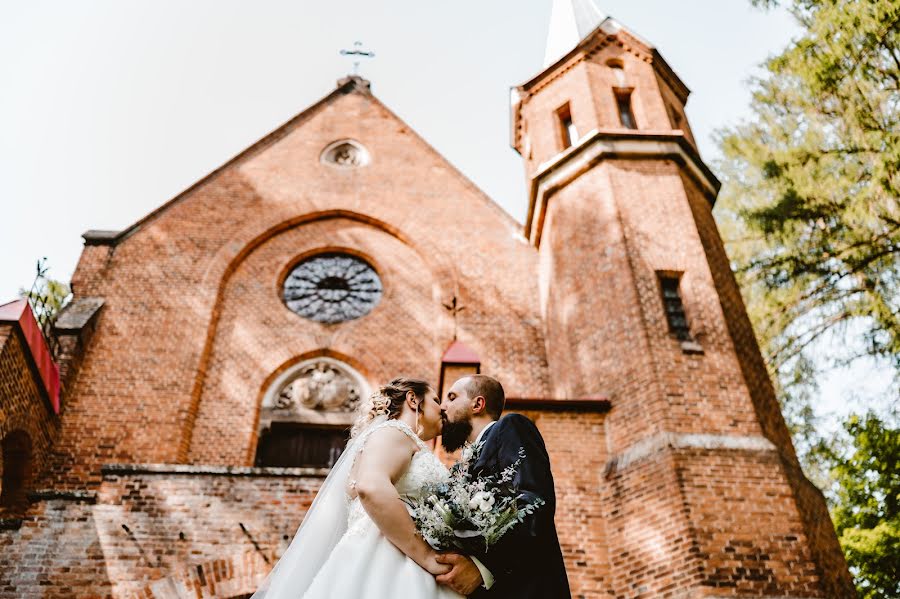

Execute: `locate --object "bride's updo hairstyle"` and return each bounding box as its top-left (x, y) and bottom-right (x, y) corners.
top-left (351, 377), bottom-right (431, 437)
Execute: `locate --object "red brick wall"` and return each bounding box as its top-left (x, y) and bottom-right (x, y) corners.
top-left (46, 85), bottom-right (550, 488)
top-left (516, 25), bottom-right (853, 597)
top-left (518, 38), bottom-right (690, 174)
top-left (685, 173), bottom-right (855, 596)
top-left (0, 324), bottom-right (60, 512)
top-left (1, 29), bottom-right (855, 595)
top-left (601, 444), bottom-right (826, 597)
top-left (533, 153), bottom-right (838, 596)
top-left (187, 217), bottom-right (443, 465)
top-left (4, 411), bottom-right (613, 599)
top-left (524, 410), bottom-right (612, 596)
top-left (0, 467), bottom-right (324, 599)
top-left (1, 496), bottom-right (113, 598)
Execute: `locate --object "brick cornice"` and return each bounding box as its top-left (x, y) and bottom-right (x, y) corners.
top-left (101, 463), bottom-right (330, 478)
top-left (506, 397), bottom-right (611, 412)
top-left (525, 129), bottom-right (721, 247)
top-left (603, 431), bottom-right (778, 478)
top-left (27, 489), bottom-right (97, 504)
top-left (510, 21), bottom-right (691, 153)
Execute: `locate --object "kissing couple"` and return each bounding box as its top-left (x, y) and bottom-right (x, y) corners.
top-left (250, 375), bottom-right (570, 598)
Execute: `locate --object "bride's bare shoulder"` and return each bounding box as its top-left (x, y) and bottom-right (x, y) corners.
top-left (357, 423), bottom-right (418, 456)
top-left (352, 424), bottom-right (420, 489)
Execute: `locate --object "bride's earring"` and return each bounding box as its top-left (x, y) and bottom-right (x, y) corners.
top-left (415, 404), bottom-right (423, 438)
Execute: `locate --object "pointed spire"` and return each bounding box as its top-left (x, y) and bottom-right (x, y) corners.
top-left (543, 0), bottom-right (607, 67)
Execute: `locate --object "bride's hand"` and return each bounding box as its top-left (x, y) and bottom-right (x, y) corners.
top-left (422, 552), bottom-right (452, 576)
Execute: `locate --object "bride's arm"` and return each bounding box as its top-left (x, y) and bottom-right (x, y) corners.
top-left (354, 427), bottom-right (450, 576)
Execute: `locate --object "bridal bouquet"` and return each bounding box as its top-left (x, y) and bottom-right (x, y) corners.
top-left (401, 443), bottom-right (543, 553)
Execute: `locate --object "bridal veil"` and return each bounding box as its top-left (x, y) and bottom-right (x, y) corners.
top-left (249, 415), bottom-right (388, 598)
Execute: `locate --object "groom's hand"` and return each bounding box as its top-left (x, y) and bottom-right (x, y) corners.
top-left (435, 553), bottom-right (483, 595)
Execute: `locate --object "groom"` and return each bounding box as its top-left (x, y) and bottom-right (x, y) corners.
top-left (435, 374), bottom-right (571, 598)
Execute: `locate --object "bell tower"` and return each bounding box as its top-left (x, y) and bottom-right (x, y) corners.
top-left (514, 2), bottom-right (855, 596)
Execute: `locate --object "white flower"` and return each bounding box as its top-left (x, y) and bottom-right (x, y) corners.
top-left (468, 491), bottom-right (488, 508)
top-left (468, 491), bottom-right (495, 512)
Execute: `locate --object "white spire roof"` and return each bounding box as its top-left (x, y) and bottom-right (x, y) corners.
top-left (543, 0), bottom-right (608, 67)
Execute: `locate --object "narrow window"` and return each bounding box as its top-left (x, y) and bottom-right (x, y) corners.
top-left (659, 274), bottom-right (691, 340)
top-left (615, 90), bottom-right (637, 129)
top-left (556, 103), bottom-right (578, 149)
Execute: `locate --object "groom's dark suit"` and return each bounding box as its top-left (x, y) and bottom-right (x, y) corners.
top-left (468, 413), bottom-right (570, 599)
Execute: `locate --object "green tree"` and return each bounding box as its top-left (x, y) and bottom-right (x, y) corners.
top-left (716, 1), bottom-right (900, 594)
top-left (18, 258), bottom-right (71, 326)
top-left (715, 0), bottom-right (900, 390)
top-left (817, 412), bottom-right (900, 598)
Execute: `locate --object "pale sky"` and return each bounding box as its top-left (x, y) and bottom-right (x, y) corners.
top-left (2, 1), bottom-right (889, 420)
top-left (1, 0), bottom-right (803, 297)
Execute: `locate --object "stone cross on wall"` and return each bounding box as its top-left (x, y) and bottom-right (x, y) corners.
top-left (442, 296), bottom-right (465, 340)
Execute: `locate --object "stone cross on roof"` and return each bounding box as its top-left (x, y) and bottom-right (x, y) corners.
top-left (340, 41), bottom-right (375, 75)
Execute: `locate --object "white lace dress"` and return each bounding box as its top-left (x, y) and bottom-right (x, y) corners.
top-left (300, 420), bottom-right (463, 599)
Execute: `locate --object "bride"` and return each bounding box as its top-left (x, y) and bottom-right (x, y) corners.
top-left (250, 378), bottom-right (462, 598)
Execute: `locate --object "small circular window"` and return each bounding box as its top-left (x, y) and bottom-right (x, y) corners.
top-left (321, 139), bottom-right (370, 168)
top-left (283, 253), bottom-right (383, 323)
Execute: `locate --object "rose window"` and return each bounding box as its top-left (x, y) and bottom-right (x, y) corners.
top-left (282, 253), bottom-right (382, 323)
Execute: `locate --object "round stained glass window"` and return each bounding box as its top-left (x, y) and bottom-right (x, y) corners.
top-left (283, 253), bottom-right (383, 324)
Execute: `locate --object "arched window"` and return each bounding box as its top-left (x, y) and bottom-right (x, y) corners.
top-left (1, 430), bottom-right (32, 510)
top-left (255, 358), bottom-right (369, 469)
top-left (606, 59), bottom-right (637, 130)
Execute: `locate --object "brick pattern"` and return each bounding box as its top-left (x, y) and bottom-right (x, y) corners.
top-left (517, 41), bottom-right (696, 174)
top-left (525, 410), bottom-right (613, 597)
top-left (0, 24), bottom-right (855, 598)
top-left (46, 88), bottom-right (550, 488)
top-left (0, 324), bottom-right (60, 513)
top-left (187, 217), bottom-right (445, 465)
top-left (517, 26), bottom-right (853, 598)
top-left (0, 468), bottom-right (323, 598)
top-left (683, 173), bottom-right (856, 596)
top-left (0, 497), bottom-right (113, 598)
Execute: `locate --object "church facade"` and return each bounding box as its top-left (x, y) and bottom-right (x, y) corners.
top-left (1, 4), bottom-right (855, 598)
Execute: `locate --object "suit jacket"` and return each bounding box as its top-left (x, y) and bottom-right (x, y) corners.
top-left (468, 414), bottom-right (571, 599)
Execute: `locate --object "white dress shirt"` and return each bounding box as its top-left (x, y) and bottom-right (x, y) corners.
top-left (469, 419), bottom-right (497, 589)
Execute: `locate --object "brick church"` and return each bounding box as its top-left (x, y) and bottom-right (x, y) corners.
top-left (1, 2), bottom-right (855, 597)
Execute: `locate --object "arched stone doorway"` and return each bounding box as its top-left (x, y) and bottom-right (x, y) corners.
top-left (254, 357), bottom-right (368, 469)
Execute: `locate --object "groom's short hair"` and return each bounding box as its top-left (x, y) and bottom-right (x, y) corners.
top-left (463, 374), bottom-right (505, 420)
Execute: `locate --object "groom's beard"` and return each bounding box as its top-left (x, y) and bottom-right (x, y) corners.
top-left (440, 417), bottom-right (473, 452)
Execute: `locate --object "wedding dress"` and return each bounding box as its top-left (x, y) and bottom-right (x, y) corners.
top-left (250, 416), bottom-right (463, 599)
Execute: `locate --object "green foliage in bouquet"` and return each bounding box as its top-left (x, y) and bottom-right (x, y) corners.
top-left (402, 444), bottom-right (544, 553)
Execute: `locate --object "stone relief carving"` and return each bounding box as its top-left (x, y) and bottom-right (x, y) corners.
top-left (271, 361), bottom-right (362, 413)
top-left (333, 143), bottom-right (362, 166)
top-left (321, 140), bottom-right (370, 168)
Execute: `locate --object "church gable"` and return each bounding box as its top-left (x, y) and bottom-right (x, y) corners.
top-left (88, 75), bottom-right (521, 253)
top-left (60, 75), bottom-right (550, 470)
